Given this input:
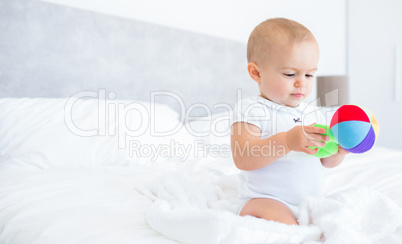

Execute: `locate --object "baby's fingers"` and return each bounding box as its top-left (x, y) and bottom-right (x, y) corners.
top-left (308, 140), bottom-right (326, 148)
top-left (308, 133), bottom-right (329, 142)
top-left (304, 125), bottom-right (329, 141)
top-left (303, 146), bottom-right (319, 155)
top-left (304, 125), bottom-right (327, 135)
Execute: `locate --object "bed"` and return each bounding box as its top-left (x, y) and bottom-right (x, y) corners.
top-left (1, 1), bottom-right (402, 244)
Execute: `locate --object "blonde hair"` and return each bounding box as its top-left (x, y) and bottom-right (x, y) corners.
top-left (247, 18), bottom-right (317, 64)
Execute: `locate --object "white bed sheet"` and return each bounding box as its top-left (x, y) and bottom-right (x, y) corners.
top-left (0, 146), bottom-right (401, 244)
top-left (0, 163), bottom-right (178, 244)
top-left (0, 98), bottom-right (402, 243)
top-left (324, 146), bottom-right (402, 207)
top-left (144, 146), bottom-right (402, 244)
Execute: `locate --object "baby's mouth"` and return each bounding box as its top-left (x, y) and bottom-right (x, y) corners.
top-left (291, 93), bottom-right (304, 98)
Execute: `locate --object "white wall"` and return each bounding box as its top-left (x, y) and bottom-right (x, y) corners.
top-left (41, 0), bottom-right (347, 76)
top-left (348, 0), bottom-right (402, 150)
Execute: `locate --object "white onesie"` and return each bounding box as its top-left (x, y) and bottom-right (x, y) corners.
top-left (232, 96), bottom-right (326, 215)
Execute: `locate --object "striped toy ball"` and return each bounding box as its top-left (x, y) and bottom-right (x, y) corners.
top-left (330, 105), bottom-right (380, 153)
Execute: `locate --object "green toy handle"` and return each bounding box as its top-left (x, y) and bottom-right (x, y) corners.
top-left (309, 124), bottom-right (339, 158)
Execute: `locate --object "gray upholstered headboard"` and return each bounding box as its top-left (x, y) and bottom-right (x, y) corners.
top-left (0, 0), bottom-right (256, 114)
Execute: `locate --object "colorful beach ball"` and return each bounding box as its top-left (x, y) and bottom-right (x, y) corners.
top-left (330, 105), bottom-right (380, 153)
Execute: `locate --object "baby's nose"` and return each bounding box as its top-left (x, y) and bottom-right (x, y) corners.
top-left (294, 77), bottom-right (306, 87)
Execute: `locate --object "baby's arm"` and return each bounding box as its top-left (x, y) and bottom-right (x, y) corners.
top-left (231, 122), bottom-right (328, 170)
top-left (320, 146), bottom-right (349, 168)
top-left (231, 122), bottom-right (288, 170)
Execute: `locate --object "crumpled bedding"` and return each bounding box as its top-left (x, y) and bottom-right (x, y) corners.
top-left (1, 98), bottom-right (402, 244)
top-left (0, 164), bottom-right (178, 244)
top-left (1, 147), bottom-right (402, 244)
top-left (145, 169), bottom-right (402, 244)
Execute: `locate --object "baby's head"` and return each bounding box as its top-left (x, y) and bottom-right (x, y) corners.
top-left (247, 18), bottom-right (319, 108)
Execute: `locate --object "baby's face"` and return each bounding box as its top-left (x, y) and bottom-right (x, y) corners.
top-left (257, 40), bottom-right (319, 108)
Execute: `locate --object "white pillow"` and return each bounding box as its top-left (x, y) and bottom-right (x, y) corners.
top-left (0, 97), bottom-right (196, 168)
top-left (186, 111), bottom-right (232, 146)
top-left (183, 111), bottom-right (233, 162)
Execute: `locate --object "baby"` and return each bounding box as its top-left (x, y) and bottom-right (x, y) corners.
top-left (230, 18), bottom-right (348, 225)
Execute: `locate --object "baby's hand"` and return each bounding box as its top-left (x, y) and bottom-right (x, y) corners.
top-left (285, 125), bottom-right (329, 155)
top-left (336, 145), bottom-right (350, 156)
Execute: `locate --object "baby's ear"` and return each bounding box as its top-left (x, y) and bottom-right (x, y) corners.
top-left (247, 62), bottom-right (261, 82)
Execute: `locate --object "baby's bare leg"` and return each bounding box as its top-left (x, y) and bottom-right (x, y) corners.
top-left (240, 198), bottom-right (298, 225)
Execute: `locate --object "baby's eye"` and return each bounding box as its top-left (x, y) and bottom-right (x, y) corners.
top-left (305, 74), bottom-right (314, 78)
top-left (284, 73), bottom-right (295, 77)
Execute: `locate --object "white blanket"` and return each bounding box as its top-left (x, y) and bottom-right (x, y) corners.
top-left (146, 171), bottom-right (402, 244)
